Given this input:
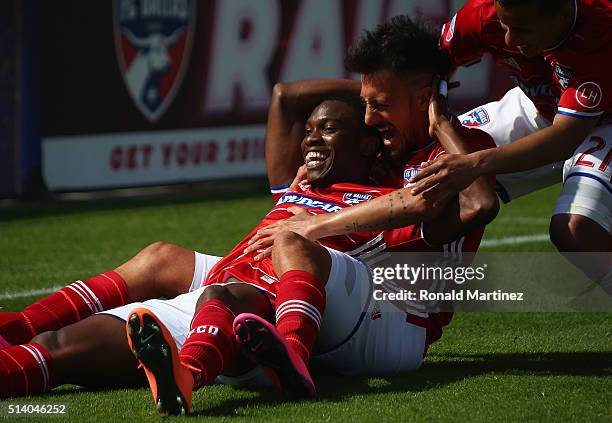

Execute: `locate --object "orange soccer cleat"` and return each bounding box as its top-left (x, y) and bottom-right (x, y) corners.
top-left (126, 308), bottom-right (195, 416)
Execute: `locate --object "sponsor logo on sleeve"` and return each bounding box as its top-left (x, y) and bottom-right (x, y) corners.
top-left (575, 82), bottom-right (602, 109)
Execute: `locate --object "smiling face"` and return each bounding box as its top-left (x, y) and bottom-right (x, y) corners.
top-left (302, 99), bottom-right (379, 187)
top-left (360, 70), bottom-right (431, 162)
top-left (494, 0), bottom-right (573, 57)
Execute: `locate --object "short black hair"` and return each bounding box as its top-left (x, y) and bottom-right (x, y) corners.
top-left (321, 93), bottom-right (379, 137)
top-left (345, 15), bottom-right (452, 78)
top-left (495, 0), bottom-right (570, 16)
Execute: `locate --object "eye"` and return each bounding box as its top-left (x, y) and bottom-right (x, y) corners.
top-left (304, 128), bottom-right (313, 136)
top-left (323, 126), bottom-right (338, 134)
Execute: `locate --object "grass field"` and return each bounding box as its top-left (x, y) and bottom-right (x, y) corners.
top-left (0, 183), bottom-right (611, 422)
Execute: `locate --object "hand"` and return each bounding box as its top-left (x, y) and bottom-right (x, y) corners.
top-left (244, 206), bottom-right (317, 261)
top-left (428, 75), bottom-right (450, 139)
top-left (290, 165), bottom-right (308, 189)
top-left (409, 153), bottom-right (480, 196)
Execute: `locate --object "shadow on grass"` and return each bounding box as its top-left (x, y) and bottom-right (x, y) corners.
top-left (191, 350), bottom-right (611, 417)
top-left (0, 179), bottom-right (270, 222)
top-left (23, 351), bottom-right (611, 416)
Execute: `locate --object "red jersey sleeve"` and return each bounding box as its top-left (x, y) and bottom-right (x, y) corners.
top-left (556, 71), bottom-right (609, 120)
top-left (440, 0), bottom-right (487, 67)
top-left (270, 184), bottom-right (290, 203)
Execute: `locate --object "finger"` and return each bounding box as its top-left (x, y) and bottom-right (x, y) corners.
top-left (253, 247), bottom-right (272, 262)
top-left (244, 235), bottom-right (274, 254)
top-left (411, 173), bottom-right (441, 195)
top-left (410, 162), bottom-right (440, 182)
top-left (287, 206), bottom-right (305, 216)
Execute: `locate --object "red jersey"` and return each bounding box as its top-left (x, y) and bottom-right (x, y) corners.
top-left (205, 182), bottom-right (396, 296)
top-left (440, 0), bottom-right (612, 122)
top-left (373, 118), bottom-right (496, 254)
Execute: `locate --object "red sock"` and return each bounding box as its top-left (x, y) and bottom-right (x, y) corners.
top-left (0, 271), bottom-right (128, 344)
top-left (274, 270), bottom-right (325, 365)
top-left (0, 342), bottom-right (53, 398)
top-left (179, 299), bottom-right (237, 387)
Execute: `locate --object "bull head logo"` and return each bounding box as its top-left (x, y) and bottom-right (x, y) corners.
top-left (113, 0), bottom-right (195, 122)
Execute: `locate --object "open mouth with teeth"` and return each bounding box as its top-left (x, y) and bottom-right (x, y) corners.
top-left (304, 150), bottom-right (331, 169)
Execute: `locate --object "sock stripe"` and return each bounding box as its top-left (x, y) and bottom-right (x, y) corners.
top-left (73, 280), bottom-right (103, 313)
top-left (276, 307), bottom-right (320, 329)
top-left (101, 272), bottom-right (127, 304)
top-left (0, 349), bottom-right (29, 395)
top-left (276, 300), bottom-right (321, 325)
top-left (276, 299), bottom-right (322, 321)
top-left (20, 344), bottom-right (49, 391)
top-left (65, 284), bottom-right (95, 313)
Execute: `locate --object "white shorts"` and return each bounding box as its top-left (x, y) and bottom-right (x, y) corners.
top-left (459, 87), bottom-right (563, 202)
top-left (312, 248), bottom-right (426, 375)
top-left (553, 124), bottom-right (612, 233)
top-left (102, 248), bottom-right (427, 380)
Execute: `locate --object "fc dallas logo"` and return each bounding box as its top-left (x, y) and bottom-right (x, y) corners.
top-left (113, 0), bottom-right (195, 122)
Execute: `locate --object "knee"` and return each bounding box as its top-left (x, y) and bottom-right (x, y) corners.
top-left (198, 285), bottom-right (234, 307)
top-left (31, 330), bottom-right (61, 353)
top-left (550, 214), bottom-right (591, 252)
top-left (272, 231), bottom-right (311, 253)
top-left (139, 241), bottom-right (177, 267)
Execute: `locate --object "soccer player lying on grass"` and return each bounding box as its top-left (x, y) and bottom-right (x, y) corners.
top-left (125, 22), bottom-right (500, 416)
top-left (0, 88), bottom-right (493, 413)
top-left (0, 17), bottom-right (497, 412)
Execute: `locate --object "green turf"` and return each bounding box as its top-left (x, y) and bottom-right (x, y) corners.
top-left (0, 184), bottom-right (610, 422)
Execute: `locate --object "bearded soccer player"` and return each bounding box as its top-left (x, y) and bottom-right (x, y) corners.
top-left (412, 0), bottom-right (612, 290)
top-left (0, 87), bottom-right (480, 408)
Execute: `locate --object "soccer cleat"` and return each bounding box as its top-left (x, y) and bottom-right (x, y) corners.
top-left (233, 313), bottom-right (315, 400)
top-left (126, 308), bottom-right (194, 416)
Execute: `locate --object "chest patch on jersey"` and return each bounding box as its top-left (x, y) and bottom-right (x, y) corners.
top-left (461, 107), bottom-right (490, 127)
top-left (553, 63), bottom-right (573, 91)
top-left (276, 193), bottom-right (342, 213)
top-left (404, 167), bottom-right (422, 187)
top-left (342, 192), bottom-right (373, 205)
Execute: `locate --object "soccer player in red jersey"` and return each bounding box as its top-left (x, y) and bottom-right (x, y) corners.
top-left (412, 0), bottom-right (611, 290)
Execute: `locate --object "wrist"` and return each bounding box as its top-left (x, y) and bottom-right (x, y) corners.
top-left (432, 116), bottom-right (452, 137)
top-left (471, 149), bottom-right (490, 176)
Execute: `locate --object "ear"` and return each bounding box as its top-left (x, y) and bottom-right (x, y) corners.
top-left (416, 85), bottom-right (433, 113)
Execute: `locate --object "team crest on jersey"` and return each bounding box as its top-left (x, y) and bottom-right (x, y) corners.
top-left (553, 63), bottom-right (573, 91)
top-left (403, 167), bottom-right (421, 187)
top-left (342, 192), bottom-right (373, 205)
top-left (461, 107), bottom-right (490, 128)
top-left (113, 0), bottom-right (195, 122)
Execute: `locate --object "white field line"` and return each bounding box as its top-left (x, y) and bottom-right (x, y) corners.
top-left (0, 286), bottom-right (61, 301)
top-left (0, 234), bottom-right (551, 302)
top-left (496, 217), bottom-right (550, 225)
top-left (480, 233), bottom-right (550, 247)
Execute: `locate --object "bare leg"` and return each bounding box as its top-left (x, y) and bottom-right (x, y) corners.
top-left (32, 315), bottom-right (144, 389)
top-left (550, 214), bottom-right (611, 290)
top-left (115, 241), bottom-right (198, 301)
top-left (271, 231), bottom-right (332, 282)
